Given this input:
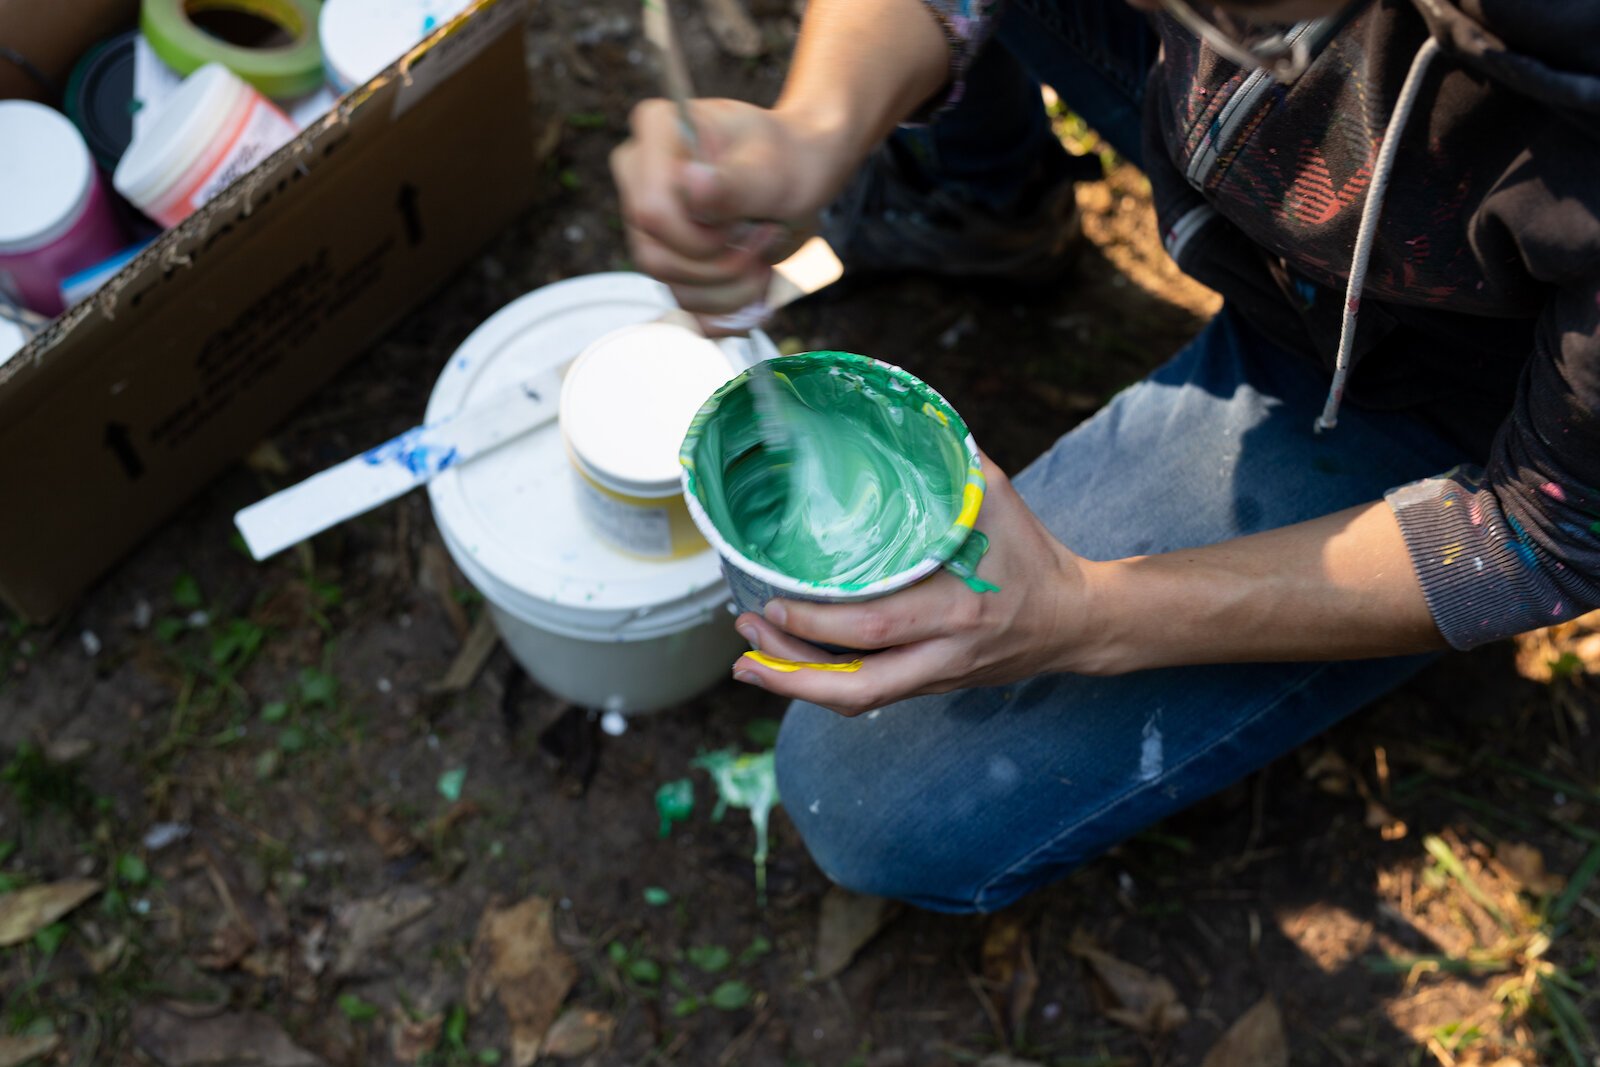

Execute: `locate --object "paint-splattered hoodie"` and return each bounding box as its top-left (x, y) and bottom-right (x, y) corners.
top-left (923, 0), bottom-right (1600, 649)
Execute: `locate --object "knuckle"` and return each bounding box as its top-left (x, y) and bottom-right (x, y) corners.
top-left (628, 98), bottom-right (667, 133)
top-left (854, 610), bottom-right (895, 648)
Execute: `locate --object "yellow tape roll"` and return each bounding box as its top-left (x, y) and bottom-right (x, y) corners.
top-left (142, 0), bottom-right (325, 100)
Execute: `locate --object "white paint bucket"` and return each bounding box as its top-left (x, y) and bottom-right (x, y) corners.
top-left (560, 321), bottom-right (734, 560)
top-left (426, 273), bottom-right (755, 713)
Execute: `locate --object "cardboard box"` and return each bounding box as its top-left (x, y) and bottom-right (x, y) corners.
top-left (0, 0), bottom-right (538, 621)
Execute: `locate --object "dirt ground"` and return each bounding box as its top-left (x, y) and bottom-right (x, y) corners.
top-left (3, 1), bottom-right (1599, 1065)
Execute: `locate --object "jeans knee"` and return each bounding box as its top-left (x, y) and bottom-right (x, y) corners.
top-left (776, 702), bottom-right (991, 913)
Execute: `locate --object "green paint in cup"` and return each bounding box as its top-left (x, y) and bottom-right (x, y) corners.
top-left (680, 352), bottom-right (988, 614)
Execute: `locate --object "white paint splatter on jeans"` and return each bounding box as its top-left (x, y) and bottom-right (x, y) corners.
top-left (1139, 715), bottom-right (1164, 782)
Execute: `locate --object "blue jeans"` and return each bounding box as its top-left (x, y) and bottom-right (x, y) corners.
top-left (775, 4), bottom-right (1473, 914)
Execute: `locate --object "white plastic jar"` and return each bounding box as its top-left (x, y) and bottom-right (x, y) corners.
top-left (0, 101), bottom-right (128, 317)
top-left (560, 321), bottom-right (738, 560)
top-left (319, 0), bottom-right (474, 92)
top-left (114, 63), bottom-right (298, 227)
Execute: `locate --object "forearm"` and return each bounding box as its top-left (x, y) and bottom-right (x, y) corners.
top-left (775, 0), bottom-right (951, 181)
top-left (1075, 501), bottom-right (1448, 674)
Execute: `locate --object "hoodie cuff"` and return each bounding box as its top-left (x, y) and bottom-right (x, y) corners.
top-left (906, 1), bottom-right (1002, 124)
top-left (1386, 468), bottom-right (1552, 650)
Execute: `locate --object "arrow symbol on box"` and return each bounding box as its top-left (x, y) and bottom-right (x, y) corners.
top-left (104, 422), bottom-right (144, 480)
top-left (398, 183), bottom-right (424, 246)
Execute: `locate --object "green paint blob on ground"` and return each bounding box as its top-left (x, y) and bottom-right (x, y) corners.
top-left (692, 749), bottom-right (779, 903)
top-left (655, 778), bottom-right (694, 838)
top-left (686, 354), bottom-right (972, 587)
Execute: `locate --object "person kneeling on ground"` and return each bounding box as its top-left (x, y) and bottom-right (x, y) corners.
top-left (610, 0), bottom-right (1600, 913)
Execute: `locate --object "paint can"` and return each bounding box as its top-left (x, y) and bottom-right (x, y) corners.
top-left (0, 101), bottom-right (130, 317)
top-left (318, 0), bottom-right (474, 93)
top-left (114, 62), bottom-right (299, 227)
top-left (426, 273), bottom-right (754, 713)
top-left (64, 31), bottom-right (140, 172)
top-left (680, 351), bottom-right (988, 618)
top-left (559, 321), bottom-right (735, 560)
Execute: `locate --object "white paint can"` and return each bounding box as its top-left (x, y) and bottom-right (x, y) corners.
top-left (426, 273), bottom-right (753, 713)
top-left (560, 320), bottom-right (734, 560)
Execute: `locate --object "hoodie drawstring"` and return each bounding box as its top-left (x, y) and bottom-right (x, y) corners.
top-left (1315, 37), bottom-right (1441, 432)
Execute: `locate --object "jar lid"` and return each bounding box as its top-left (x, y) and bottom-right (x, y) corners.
top-left (114, 63), bottom-right (246, 210)
top-left (0, 102), bottom-right (96, 255)
top-left (65, 31), bottom-right (140, 172)
top-left (561, 321), bottom-right (737, 498)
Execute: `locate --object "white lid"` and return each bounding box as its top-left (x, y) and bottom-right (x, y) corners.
top-left (561, 321), bottom-right (736, 497)
top-left (114, 63), bottom-right (246, 207)
top-left (0, 319), bottom-right (27, 369)
top-left (319, 0), bottom-right (474, 89)
top-left (424, 272), bottom-right (765, 636)
top-left (0, 102), bottom-right (96, 254)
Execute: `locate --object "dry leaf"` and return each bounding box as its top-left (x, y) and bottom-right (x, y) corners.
top-left (132, 1004), bottom-right (324, 1066)
top-left (981, 910), bottom-right (1039, 1039)
top-left (976, 1056), bottom-right (1046, 1067)
top-left (88, 933), bottom-right (128, 975)
top-left (1496, 842), bottom-right (1566, 897)
top-left (42, 737), bottom-right (93, 763)
top-left (1069, 934), bottom-right (1189, 1036)
top-left (541, 1009), bottom-right (615, 1059)
top-left (0, 880), bottom-right (101, 946)
top-left (331, 887), bottom-right (435, 978)
top-left (1364, 798), bottom-right (1408, 841)
top-left (1301, 750), bottom-right (1353, 794)
top-left (1200, 996), bottom-right (1288, 1067)
top-left (392, 1012), bottom-right (444, 1064)
top-left (467, 895), bottom-right (578, 1067)
top-left (814, 887), bottom-right (897, 980)
top-left (0, 1033), bottom-right (60, 1067)
top-left (196, 920), bottom-right (258, 971)
top-left (354, 805), bottom-right (419, 860)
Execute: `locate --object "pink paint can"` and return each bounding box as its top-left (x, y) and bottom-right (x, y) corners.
top-left (0, 101), bottom-right (129, 318)
top-left (113, 63), bottom-right (298, 228)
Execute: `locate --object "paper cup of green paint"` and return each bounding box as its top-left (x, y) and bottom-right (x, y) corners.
top-left (680, 351), bottom-right (988, 622)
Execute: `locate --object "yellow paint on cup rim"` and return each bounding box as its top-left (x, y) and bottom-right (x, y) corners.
top-left (560, 320), bottom-right (739, 560)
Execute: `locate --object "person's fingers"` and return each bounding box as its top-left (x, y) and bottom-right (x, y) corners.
top-left (733, 637), bottom-right (953, 717)
top-left (612, 140), bottom-right (732, 261)
top-left (666, 268), bottom-right (774, 316)
top-left (623, 226), bottom-right (762, 288)
top-left (763, 571), bottom-right (984, 651)
top-left (732, 612), bottom-right (847, 663)
top-left (677, 103), bottom-right (803, 226)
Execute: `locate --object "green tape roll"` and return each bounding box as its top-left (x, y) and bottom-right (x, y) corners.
top-left (141, 0), bottom-right (325, 100)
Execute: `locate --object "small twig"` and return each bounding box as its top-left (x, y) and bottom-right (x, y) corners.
top-left (962, 965), bottom-right (1008, 1050)
top-left (714, 997), bottom-right (774, 1067)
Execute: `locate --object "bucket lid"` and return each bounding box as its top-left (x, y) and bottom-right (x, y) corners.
top-left (425, 273), bottom-right (759, 638)
top-left (114, 63), bottom-right (245, 209)
top-left (561, 321), bottom-right (736, 497)
top-left (319, 0), bottom-right (474, 90)
top-left (0, 101), bottom-right (96, 254)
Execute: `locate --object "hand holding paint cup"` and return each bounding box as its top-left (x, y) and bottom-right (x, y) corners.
top-left (680, 352), bottom-right (990, 639)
